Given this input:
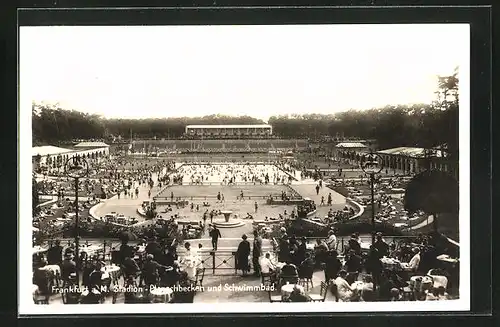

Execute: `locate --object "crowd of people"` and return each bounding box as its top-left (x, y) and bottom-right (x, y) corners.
top-left (324, 207), bottom-right (356, 224)
top-left (36, 158), bottom-right (176, 201)
top-left (171, 164), bottom-right (293, 186)
top-left (267, 226), bottom-right (459, 302)
top-left (33, 197), bottom-right (101, 242)
top-left (32, 236), bottom-right (208, 304)
top-left (267, 189), bottom-right (302, 203)
top-left (33, 157), bottom-right (180, 243)
top-left (32, 151), bottom-right (459, 304)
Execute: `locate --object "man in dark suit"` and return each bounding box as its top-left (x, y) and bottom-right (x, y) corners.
top-left (209, 225), bottom-right (222, 250)
top-left (61, 253), bottom-right (77, 283)
top-left (280, 261), bottom-right (299, 285)
top-left (119, 240), bottom-right (135, 265)
top-left (373, 232), bottom-right (389, 258)
top-left (345, 250), bottom-right (362, 284)
top-left (145, 236), bottom-right (161, 259)
top-left (47, 240), bottom-right (63, 266)
top-left (347, 234), bottom-right (361, 255)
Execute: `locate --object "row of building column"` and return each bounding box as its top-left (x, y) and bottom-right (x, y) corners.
top-left (378, 154), bottom-right (449, 174)
top-left (336, 150), bottom-right (450, 175)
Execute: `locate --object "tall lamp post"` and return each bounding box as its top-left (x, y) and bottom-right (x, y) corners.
top-left (360, 151), bottom-right (383, 244)
top-left (64, 155), bottom-right (89, 285)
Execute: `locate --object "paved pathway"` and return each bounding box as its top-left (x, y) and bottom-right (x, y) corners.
top-left (290, 181), bottom-right (346, 210)
top-left (93, 173), bottom-right (160, 219)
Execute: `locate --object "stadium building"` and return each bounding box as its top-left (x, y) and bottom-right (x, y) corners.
top-left (185, 124), bottom-right (272, 138)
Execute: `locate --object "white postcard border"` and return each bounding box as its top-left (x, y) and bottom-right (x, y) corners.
top-left (18, 23), bottom-right (471, 315)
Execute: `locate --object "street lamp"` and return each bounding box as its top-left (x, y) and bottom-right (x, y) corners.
top-left (64, 155), bottom-right (89, 285)
top-left (360, 151), bottom-right (383, 245)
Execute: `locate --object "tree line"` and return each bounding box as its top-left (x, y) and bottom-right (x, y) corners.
top-left (32, 71), bottom-right (458, 159)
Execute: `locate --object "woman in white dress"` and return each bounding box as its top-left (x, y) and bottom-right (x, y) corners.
top-left (334, 270), bottom-right (355, 302)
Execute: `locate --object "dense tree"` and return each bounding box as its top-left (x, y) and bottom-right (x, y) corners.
top-left (32, 71), bottom-right (459, 155)
top-left (404, 170), bottom-right (459, 232)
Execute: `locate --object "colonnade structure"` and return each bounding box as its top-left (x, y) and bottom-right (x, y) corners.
top-left (375, 147), bottom-right (454, 176)
top-left (335, 145), bottom-right (454, 177)
top-left (32, 142), bottom-right (110, 172)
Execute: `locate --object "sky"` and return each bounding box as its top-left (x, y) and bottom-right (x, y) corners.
top-left (20, 24), bottom-right (468, 121)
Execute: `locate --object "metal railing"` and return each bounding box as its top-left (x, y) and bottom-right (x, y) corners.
top-left (36, 233), bottom-right (459, 278)
top-left (154, 194), bottom-right (301, 202)
top-left (35, 239), bottom-right (251, 276)
top-left (205, 251), bottom-right (238, 275)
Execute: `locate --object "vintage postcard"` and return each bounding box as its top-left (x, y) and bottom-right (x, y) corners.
top-left (19, 22), bottom-right (470, 314)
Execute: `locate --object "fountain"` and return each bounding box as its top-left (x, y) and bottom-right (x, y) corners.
top-left (212, 210), bottom-right (245, 228)
top-left (221, 210), bottom-right (232, 222)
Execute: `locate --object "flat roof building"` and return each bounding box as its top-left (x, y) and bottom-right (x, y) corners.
top-left (377, 146), bottom-right (444, 158)
top-left (185, 124), bottom-right (272, 138)
top-left (336, 142), bottom-right (368, 149)
top-left (74, 141), bottom-right (110, 148)
top-left (376, 146), bottom-right (449, 175)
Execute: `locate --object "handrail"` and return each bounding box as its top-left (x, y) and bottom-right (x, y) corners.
top-left (36, 233), bottom-right (460, 272)
top-left (155, 194), bottom-right (299, 201)
top-left (273, 163), bottom-right (299, 181)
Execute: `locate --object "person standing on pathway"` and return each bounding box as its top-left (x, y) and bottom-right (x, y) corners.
top-left (209, 225), bottom-right (222, 251)
top-left (321, 196), bottom-right (325, 206)
top-left (236, 234), bottom-right (251, 276)
top-left (315, 184), bottom-right (320, 195)
top-left (254, 201), bottom-right (258, 213)
top-left (202, 210), bottom-right (208, 229)
top-left (252, 230), bottom-right (263, 277)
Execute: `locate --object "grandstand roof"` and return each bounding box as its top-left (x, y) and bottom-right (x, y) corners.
top-left (74, 141), bottom-right (109, 148)
top-left (186, 124), bottom-right (271, 129)
top-left (336, 142), bottom-right (367, 148)
top-left (32, 145), bottom-right (74, 157)
top-left (377, 147), bottom-right (444, 158)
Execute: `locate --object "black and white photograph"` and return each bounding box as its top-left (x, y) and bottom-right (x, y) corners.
top-left (19, 22), bottom-right (470, 314)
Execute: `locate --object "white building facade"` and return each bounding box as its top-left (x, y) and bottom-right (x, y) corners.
top-left (32, 143), bottom-right (110, 171)
top-left (185, 124), bottom-right (272, 138)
